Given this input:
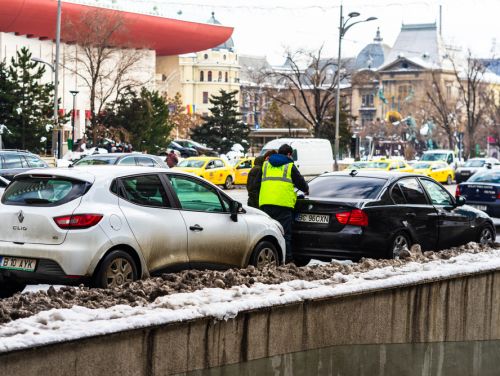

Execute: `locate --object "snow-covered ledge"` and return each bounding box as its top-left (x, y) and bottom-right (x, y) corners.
top-left (1, 247), bottom-right (500, 375)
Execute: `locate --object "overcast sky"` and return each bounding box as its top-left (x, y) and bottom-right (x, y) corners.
top-left (84, 0), bottom-right (500, 65)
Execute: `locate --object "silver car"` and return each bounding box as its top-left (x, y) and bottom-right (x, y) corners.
top-left (0, 167), bottom-right (285, 296)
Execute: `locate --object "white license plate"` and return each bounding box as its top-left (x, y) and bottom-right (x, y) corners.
top-left (471, 205), bottom-right (487, 211)
top-left (296, 213), bottom-right (330, 224)
top-left (0, 256), bottom-right (37, 272)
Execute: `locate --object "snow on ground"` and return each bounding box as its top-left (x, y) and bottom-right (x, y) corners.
top-left (1, 243), bottom-right (500, 353)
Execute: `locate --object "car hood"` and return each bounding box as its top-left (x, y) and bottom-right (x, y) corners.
top-left (173, 167), bottom-right (202, 174)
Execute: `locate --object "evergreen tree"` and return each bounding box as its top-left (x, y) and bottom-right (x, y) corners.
top-left (99, 87), bottom-right (173, 154)
top-left (262, 100), bottom-right (285, 128)
top-left (7, 47), bottom-right (54, 151)
top-left (191, 89), bottom-right (249, 154)
top-left (0, 60), bottom-right (17, 146)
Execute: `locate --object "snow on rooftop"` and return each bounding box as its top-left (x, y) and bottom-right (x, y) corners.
top-left (1, 247), bottom-right (500, 353)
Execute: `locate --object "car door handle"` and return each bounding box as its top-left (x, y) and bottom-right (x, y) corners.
top-left (405, 212), bottom-right (417, 218)
top-left (189, 224), bottom-right (204, 232)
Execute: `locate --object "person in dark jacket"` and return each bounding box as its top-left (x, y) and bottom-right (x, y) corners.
top-left (246, 150), bottom-right (277, 208)
top-left (166, 150), bottom-right (179, 168)
top-left (259, 144), bottom-right (309, 263)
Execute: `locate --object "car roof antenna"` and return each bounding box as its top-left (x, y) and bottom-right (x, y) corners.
top-left (349, 169), bottom-right (358, 177)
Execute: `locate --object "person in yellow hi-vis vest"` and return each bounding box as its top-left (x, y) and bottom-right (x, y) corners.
top-left (259, 144), bottom-right (309, 263)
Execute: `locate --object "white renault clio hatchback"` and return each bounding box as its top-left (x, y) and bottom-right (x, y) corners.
top-left (0, 167), bottom-right (285, 295)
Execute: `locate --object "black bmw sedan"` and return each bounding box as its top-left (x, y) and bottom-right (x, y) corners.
top-left (292, 171), bottom-right (495, 265)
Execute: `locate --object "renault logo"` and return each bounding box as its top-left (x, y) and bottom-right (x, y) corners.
top-left (17, 210), bottom-right (24, 223)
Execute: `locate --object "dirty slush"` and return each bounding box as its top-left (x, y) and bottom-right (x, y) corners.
top-left (0, 242), bottom-right (494, 324)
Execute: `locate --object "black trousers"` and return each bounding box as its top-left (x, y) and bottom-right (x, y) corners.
top-left (260, 205), bottom-right (293, 262)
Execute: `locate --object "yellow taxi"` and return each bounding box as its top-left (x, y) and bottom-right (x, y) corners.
top-left (361, 158), bottom-right (414, 172)
top-left (412, 161), bottom-right (455, 184)
top-left (173, 157), bottom-right (235, 189)
top-left (232, 157), bottom-right (255, 185)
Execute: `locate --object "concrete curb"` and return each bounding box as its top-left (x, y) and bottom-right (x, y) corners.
top-left (2, 270), bottom-right (500, 375)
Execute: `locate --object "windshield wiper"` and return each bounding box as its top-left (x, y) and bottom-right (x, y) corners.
top-left (24, 198), bottom-right (51, 204)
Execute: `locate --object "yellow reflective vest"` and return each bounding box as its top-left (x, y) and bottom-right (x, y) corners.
top-left (259, 161), bottom-right (296, 208)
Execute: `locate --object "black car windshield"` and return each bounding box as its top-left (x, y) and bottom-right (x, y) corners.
top-left (464, 160), bottom-right (485, 167)
top-left (468, 171), bottom-right (500, 183)
top-left (73, 156), bottom-right (118, 165)
top-left (309, 176), bottom-right (386, 199)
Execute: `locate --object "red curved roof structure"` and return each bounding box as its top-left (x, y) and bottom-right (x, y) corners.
top-left (0, 0), bottom-right (234, 56)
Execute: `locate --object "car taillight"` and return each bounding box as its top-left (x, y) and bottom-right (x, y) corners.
top-left (335, 209), bottom-right (368, 227)
top-left (54, 214), bottom-right (103, 229)
top-left (455, 185), bottom-right (461, 197)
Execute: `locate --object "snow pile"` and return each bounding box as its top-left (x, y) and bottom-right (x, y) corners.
top-left (0, 243), bottom-right (499, 353)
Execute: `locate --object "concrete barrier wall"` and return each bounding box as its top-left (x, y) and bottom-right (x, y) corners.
top-left (2, 270), bottom-right (500, 375)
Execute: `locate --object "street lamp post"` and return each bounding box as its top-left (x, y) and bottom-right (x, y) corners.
top-left (69, 90), bottom-right (79, 151)
top-left (334, 6), bottom-right (377, 170)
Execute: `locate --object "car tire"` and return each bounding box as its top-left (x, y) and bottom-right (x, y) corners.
top-left (0, 280), bottom-right (26, 298)
top-left (93, 250), bottom-right (138, 288)
top-left (224, 176), bottom-right (233, 190)
top-left (181, 153), bottom-right (188, 158)
top-left (388, 231), bottom-right (412, 259)
top-left (446, 175), bottom-right (453, 185)
top-left (293, 256), bottom-right (311, 267)
top-left (478, 225), bottom-right (495, 245)
top-left (250, 240), bottom-right (279, 269)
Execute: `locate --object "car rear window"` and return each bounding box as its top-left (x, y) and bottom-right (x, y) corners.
top-left (468, 171), bottom-right (500, 183)
top-left (309, 176), bottom-right (386, 199)
top-left (73, 156), bottom-right (118, 165)
top-left (2, 177), bottom-right (89, 206)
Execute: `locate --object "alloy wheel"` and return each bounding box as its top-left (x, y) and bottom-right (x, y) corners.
top-left (224, 176), bottom-right (233, 190)
top-left (106, 257), bottom-right (134, 287)
top-left (256, 247), bottom-right (277, 268)
top-left (392, 234), bottom-right (409, 258)
top-left (479, 227), bottom-right (494, 245)
top-left (447, 175), bottom-right (453, 185)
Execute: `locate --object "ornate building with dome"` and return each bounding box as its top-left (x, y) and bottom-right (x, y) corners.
top-left (156, 12), bottom-right (240, 128)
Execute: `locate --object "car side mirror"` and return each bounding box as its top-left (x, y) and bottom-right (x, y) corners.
top-left (455, 196), bottom-right (466, 207)
top-left (230, 200), bottom-right (242, 222)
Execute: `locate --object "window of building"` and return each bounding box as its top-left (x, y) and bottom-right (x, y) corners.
top-left (361, 94), bottom-right (374, 108)
top-left (204, 53), bottom-right (208, 60)
top-left (208, 71), bottom-right (212, 82)
top-left (218, 71), bottom-right (222, 82)
top-left (398, 85), bottom-right (413, 101)
top-left (200, 71), bottom-right (204, 82)
top-left (360, 111), bottom-right (374, 128)
top-left (223, 54), bottom-right (227, 60)
top-left (203, 91), bottom-right (209, 104)
top-left (225, 72), bottom-right (228, 82)
top-left (445, 82), bottom-right (452, 99)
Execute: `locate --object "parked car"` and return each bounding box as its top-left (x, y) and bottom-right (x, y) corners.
top-left (168, 141), bottom-right (198, 158)
top-left (412, 161), bottom-right (455, 185)
top-left (260, 138), bottom-right (333, 177)
top-left (233, 157), bottom-right (255, 185)
top-left (455, 157), bottom-right (499, 183)
top-left (420, 149), bottom-right (458, 169)
top-left (0, 176), bottom-right (9, 198)
top-left (0, 150), bottom-right (49, 180)
top-left (174, 139), bottom-right (217, 156)
top-left (72, 153), bottom-right (167, 168)
top-left (362, 158), bottom-right (413, 173)
top-left (292, 171), bottom-right (494, 265)
top-left (0, 167), bottom-right (285, 297)
top-left (173, 157), bottom-right (235, 189)
top-left (456, 169), bottom-right (500, 217)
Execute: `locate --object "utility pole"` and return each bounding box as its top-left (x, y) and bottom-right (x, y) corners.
top-left (54, 0), bottom-right (62, 158)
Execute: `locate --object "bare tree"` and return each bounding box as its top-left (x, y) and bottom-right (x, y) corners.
top-left (262, 47), bottom-right (350, 136)
top-left (424, 70), bottom-right (459, 149)
top-left (63, 8), bottom-right (149, 143)
top-left (450, 51), bottom-right (489, 157)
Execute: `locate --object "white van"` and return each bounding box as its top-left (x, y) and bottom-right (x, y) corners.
top-left (260, 138), bottom-right (333, 177)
